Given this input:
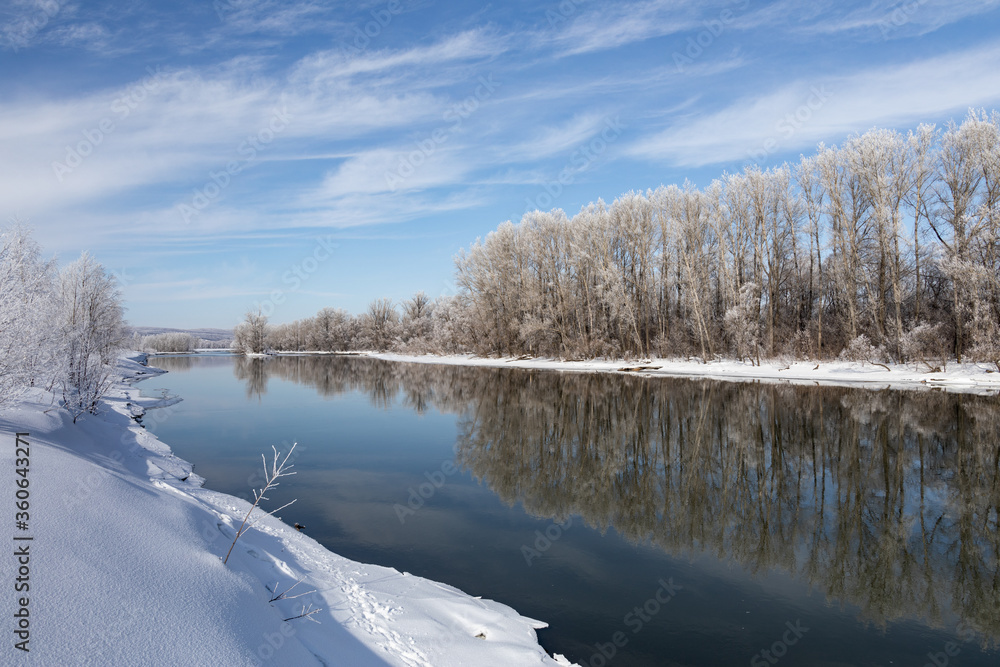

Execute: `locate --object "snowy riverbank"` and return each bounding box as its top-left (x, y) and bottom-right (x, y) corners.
top-left (0, 353), bottom-right (575, 666)
top-left (366, 352), bottom-right (1000, 396)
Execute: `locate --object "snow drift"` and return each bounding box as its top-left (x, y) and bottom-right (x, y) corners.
top-left (0, 353), bottom-right (574, 666)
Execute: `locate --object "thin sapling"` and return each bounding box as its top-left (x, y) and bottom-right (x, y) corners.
top-left (223, 442), bottom-right (298, 565)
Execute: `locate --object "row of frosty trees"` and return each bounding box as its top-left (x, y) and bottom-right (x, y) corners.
top-left (258, 111), bottom-right (1000, 366)
top-left (0, 225), bottom-right (126, 419)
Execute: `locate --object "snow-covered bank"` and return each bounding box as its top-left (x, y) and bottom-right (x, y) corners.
top-left (367, 352), bottom-right (1000, 395)
top-left (0, 353), bottom-right (574, 666)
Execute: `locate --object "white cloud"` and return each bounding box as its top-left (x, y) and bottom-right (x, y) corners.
top-left (291, 29), bottom-right (505, 82)
top-left (0, 0), bottom-right (63, 50)
top-left (797, 0), bottom-right (1000, 38)
top-left (214, 0), bottom-right (342, 36)
top-left (313, 146), bottom-right (472, 197)
top-left (542, 0), bottom-right (702, 57)
top-left (627, 42), bottom-right (1000, 166)
top-left (0, 30), bottom-right (502, 224)
top-left (497, 113), bottom-right (616, 162)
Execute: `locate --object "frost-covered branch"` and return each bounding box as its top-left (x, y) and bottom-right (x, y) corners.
top-left (223, 443), bottom-right (298, 565)
top-left (283, 603), bottom-right (322, 623)
top-left (269, 574), bottom-right (315, 603)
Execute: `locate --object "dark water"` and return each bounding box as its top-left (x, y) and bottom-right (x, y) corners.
top-left (142, 353), bottom-right (1000, 667)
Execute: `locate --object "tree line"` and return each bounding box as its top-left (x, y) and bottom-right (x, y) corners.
top-left (133, 332), bottom-right (232, 352)
top-left (0, 224), bottom-right (127, 419)
top-left (250, 110), bottom-right (1000, 365)
top-left (235, 292), bottom-right (468, 356)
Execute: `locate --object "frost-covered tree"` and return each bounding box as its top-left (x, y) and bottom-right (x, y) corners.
top-left (0, 223), bottom-right (57, 406)
top-left (234, 309), bottom-right (270, 355)
top-left (900, 322), bottom-right (947, 370)
top-left (361, 298), bottom-right (398, 351)
top-left (140, 332), bottom-right (196, 352)
top-left (197, 337), bottom-right (234, 349)
top-left (400, 291), bottom-right (433, 346)
top-left (428, 295), bottom-right (473, 353)
top-left (1, 224), bottom-right (135, 419)
top-left (724, 282), bottom-right (761, 364)
top-left (268, 320), bottom-right (309, 352)
top-left (57, 253), bottom-right (127, 421)
top-left (929, 111), bottom-right (1000, 359)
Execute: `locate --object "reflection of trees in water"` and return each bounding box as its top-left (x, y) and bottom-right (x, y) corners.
top-left (150, 355), bottom-right (195, 372)
top-left (233, 357), bottom-right (269, 400)
top-left (232, 355), bottom-right (466, 413)
top-left (456, 374), bottom-right (1000, 644)
top-left (152, 354), bottom-right (235, 373)
top-left (230, 355), bottom-right (1000, 642)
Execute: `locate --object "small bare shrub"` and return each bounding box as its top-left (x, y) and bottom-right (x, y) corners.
top-left (839, 334), bottom-right (890, 370)
top-left (900, 322), bottom-right (948, 371)
top-left (223, 443), bottom-right (297, 565)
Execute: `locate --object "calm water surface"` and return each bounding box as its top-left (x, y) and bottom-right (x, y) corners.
top-left (142, 354), bottom-right (1000, 667)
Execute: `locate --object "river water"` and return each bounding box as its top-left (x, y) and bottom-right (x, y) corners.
top-left (143, 353), bottom-right (1000, 667)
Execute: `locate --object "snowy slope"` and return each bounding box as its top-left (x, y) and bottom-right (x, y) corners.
top-left (0, 354), bottom-right (575, 666)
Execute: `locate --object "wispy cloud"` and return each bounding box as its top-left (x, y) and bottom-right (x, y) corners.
top-left (313, 147), bottom-right (470, 197)
top-left (0, 29), bottom-right (507, 223)
top-left (213, 0), bottom-right (343, 36)
top-left (796, 0), bottom-right (1000, 38)
top-left (320, 29), bottom-right (502, 77)
top-left (0, 0), bottom-right (64, 51)
top-left (627, 42), bottom-right (1000, 166)
top-left (497, 113), bottom-right (616, 162)
top-left (541, 0), bottom-right (702, 57)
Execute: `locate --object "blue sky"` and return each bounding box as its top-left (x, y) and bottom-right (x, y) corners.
top-left (3, 0), bottom-right (1000, 329)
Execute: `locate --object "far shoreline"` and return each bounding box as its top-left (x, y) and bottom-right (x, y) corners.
top-left (157, 349), bottom-right (1000, 396)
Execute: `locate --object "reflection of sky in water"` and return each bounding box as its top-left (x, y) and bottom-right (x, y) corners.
top-left (144, 354), bottom-right (1000, 667)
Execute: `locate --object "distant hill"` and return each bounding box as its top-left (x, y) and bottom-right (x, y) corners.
top-left (129, 326), bottom-right (233, 342)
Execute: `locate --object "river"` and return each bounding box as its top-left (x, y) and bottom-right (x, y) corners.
top-left (143, 353), bottom-right (1000, 667)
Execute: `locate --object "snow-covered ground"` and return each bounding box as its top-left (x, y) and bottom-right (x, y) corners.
top-left (368, 352), bottom-right (1000, 395)
top-left (0, 353), bottom-right (575, 666)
